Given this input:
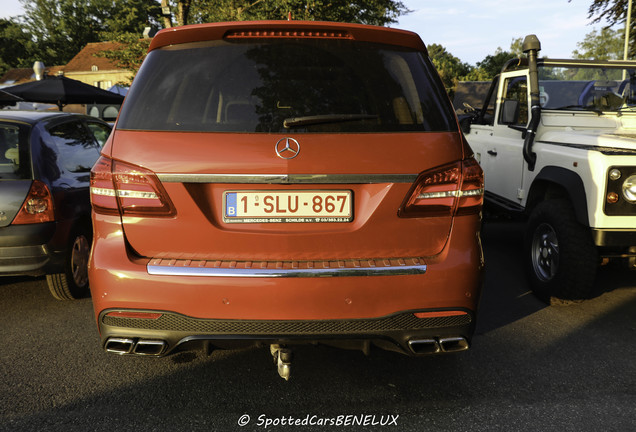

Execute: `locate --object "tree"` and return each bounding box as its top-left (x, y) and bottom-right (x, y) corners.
top-left (107, 0), bottom-right (410, 76)
top-left (97, 33), bottom-right (151, 84)
top-left (572, 27), bottom-right (623, 59)
top-left (427, 44), bottom-right (472, 96)
top-left (473, 48), bottom-right (517, 80)
top-left (20, 0), bottom-right (106, 66)
top-left (184, 0), bottom-right (408, 26)
top-left (5, 0), bottom-right (409, 80)
top-left (579, 0), bottom-right (635, 57)
top-left (509, 37), bottom-right (524, 57)
top-left (19, 0), bottom-right (161, 66)
top-left (0, 19), bottom-right (37, 76)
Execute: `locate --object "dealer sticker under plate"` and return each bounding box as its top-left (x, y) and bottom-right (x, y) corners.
top-left (223, 190), bottom-right (353, 223)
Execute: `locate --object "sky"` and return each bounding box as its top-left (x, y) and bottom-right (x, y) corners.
top-left (0, 0), bottom-right (618, 65)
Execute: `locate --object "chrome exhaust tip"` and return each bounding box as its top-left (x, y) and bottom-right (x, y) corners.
top-left (133, 339), bottom-right (167, 356)
top-left (104, 337), bottom-right (135, 355)
top-left (439, 336), bottom-right (469, 353)
top-left (408, 338), bottom-right (441, 355)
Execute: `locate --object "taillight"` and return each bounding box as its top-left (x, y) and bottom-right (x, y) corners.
top-left (90, 156), bottom-right (176, 217)
top-left (12, 180), bottom-right (55, 224)
top-left (399, 159), bottom-right (484, 218)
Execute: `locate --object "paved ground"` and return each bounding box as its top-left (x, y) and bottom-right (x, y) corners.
top-left (1, 220), bottom-right (635, 431)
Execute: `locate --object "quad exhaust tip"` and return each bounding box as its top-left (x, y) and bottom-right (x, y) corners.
top-left (408, 336), bottom-right (469, 355)
top-left (105, 337), bottom-right (167, 356)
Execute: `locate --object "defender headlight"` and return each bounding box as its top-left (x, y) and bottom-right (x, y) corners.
top-left (623, 175), bottom-right (636, 202)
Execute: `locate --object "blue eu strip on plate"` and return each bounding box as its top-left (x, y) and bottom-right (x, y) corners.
top-left (225, 192), bottom-right (237, 217)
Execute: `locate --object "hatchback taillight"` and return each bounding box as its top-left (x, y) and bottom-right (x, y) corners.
top-left (399, 159), bottom-right (483, 218)
top-left (12, 180), bottom-right (55, 224)
top-left (90, 156), bottom-right (176, 217)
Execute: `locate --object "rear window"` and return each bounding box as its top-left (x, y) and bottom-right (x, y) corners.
top-left (47, 121), bottom-right (101, 173)
top-left (118, 39), bottom-right (456, 133)
top-left (0, 122), bottom-right (31, 180)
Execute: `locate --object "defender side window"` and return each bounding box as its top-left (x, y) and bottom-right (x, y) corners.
top-left (499, 77), bottom-right (528, 126)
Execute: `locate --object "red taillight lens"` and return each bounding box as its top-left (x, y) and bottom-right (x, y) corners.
top-left (399, 159), bottom-right (484, 218)
top-left (456, 158), bottom-right (484, 216)
top-left (90, 156), bottom-right (118, 215)
top-left (12, 180), bottom-right (55, 224)
top-left (90, 156), bottom-right (176, 217)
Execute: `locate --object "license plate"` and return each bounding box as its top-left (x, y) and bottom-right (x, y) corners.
top-left (223, 190), bottom-right (353, 223)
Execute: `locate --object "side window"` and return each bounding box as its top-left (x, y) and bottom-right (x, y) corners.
top-left (499, 77), bottom-right (528, 126)
top-left (48, 120), bottom-right (101, 173)
top-left (86, 121), bottom-right (112, 147)
top-left (475, 76), bottom-right (499, 126)
top-left (0, 123), bottom-right (30, 179)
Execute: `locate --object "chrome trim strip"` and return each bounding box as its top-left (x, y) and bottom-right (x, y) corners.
top-left (147, 264), bottom-right (426, 278)
top-left (156, 173), bottom-right (418, 184)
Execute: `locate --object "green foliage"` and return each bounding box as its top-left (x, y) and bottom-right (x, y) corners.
top-left (1, 0), bottom-right (408, 79)
top-left (572, 27), bottom-right (623, 59)
top-left (97, 33), bottom-right (152, 84)
top-left (0, 18), bottom-right (37, 76)
top-left (585, 0), bottom-right (629, 24)
top-left (581, 0), bottom-right (635, 58)
top-left (20, 0), bottom-right (102, 65)
top-left (427, 44), bottom-right (472, 96)
top-left (473, 48), bottom-right (517, 79)
top-left (192, 0), bottom-right (408, 26)
top-left (509, 37), bottom-right (524, 57)
top-left (102, 0), bottom-right (408, 77)
top-left (428, 37), bottom-right (525, 97)
top-left (18, 0), bottom-right (161, 67)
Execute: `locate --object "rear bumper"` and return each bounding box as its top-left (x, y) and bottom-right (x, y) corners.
top-left (99, 309), bottom-right (475, 356)
top-left (89, 213), bottom-right (484, 356)
top-left (0, 222), bottom-right (69, 277)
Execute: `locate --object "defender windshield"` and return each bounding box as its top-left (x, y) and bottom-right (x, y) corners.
top-left (117, 39), bottom-right (456, 133)
top-left (539, 64), bottom-right (636, 112)
top-left (0, 122), bottom-right (30, 180)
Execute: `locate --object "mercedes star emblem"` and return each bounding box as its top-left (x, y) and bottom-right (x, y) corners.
top-left (275, 137), bottom-right (300, 159)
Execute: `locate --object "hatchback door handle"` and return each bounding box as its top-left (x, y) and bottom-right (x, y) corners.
top-left (487, 150), bottom-right (498, 156)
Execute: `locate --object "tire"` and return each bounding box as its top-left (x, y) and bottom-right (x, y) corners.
top-left (47, 227), bottom-right (91, 300)
top-left (525, 199), bottom-right (598, 303)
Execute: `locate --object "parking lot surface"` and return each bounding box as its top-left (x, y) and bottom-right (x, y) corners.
top-left (1, 221), bottom-right (635, 431)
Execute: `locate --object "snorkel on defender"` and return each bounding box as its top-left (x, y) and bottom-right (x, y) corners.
top-left (522, 34), bottom-right (542, 172)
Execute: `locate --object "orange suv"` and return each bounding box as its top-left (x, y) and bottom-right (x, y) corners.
top-left (89, 21), bottom-right (484, 379)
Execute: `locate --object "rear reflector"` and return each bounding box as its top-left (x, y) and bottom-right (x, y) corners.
top-left (90, 156), bottom-right (176, 217)
top-left (399, 158), bottom-right (484, 218)
top-left (105, 311), bottom-right (163, 320)
top-left (12, 180), bottom-right (55, 225)
top-left (413, 311), bottom-right (468, 319)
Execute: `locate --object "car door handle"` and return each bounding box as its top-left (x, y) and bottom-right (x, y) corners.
top-left (487, 150), bottom-right (498, 156)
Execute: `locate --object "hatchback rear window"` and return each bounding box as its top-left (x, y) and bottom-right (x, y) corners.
top-left (117, 39), bottom-right (456, 133)
top-left (0, 122), bottom-right (31, 180)
top-left (48, 121), bottom-right (101, 173)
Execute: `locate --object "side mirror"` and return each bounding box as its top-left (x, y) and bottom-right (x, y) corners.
top-left (458, 115), bottom-right (473, 134)
top-left (500, 99), bottom-right (519, 125)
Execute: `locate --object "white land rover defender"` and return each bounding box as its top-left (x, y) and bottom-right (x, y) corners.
top-left (462, 35), bottom-right (636, 303)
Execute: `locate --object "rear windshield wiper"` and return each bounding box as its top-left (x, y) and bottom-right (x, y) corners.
top-left (283, 114), bottom-right (378, 128)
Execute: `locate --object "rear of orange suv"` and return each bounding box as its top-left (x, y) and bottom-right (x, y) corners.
top-left (89, 21), bottom-right (484, 379)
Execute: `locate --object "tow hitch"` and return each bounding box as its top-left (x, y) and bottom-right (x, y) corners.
top-left (270, 344), bottom-right (293, 381)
